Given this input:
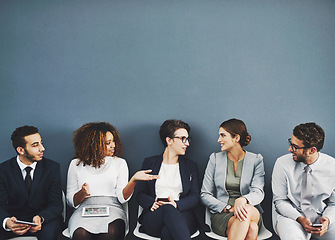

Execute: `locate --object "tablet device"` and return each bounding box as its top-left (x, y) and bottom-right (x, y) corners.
top-left (82, 206), bottom-right (109, 217)
top-left (15, 220), bottom-right (38, 226)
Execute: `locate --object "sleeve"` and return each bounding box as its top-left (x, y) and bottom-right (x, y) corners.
top-left (37, 162), bottom-right (63, 223)
top-left (0, 166), bottom-right (10, 227)
top-left (175, 160), bottom-right (199, 211)
top-left (323, 190), bottom-right (335, 225)
top-left (272, 158), bottom-right (301, 221)
top-left (115, 159), bottom-right (131, 204)
top-left (200, 153), bottom-right (226, 213)
top-left (136, 158), bottom-right (156, 210)
top-left (242, 154), bottom-right (265, 205)
top-left (66, 160), bottom-right (80, 208)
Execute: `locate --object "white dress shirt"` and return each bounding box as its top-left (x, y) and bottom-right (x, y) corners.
top-left (272, 152), bottom-right (335, 224)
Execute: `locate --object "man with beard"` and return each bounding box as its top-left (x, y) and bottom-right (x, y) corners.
top-left (272, 122), bottom-right (335, 240)
top-left (0, 126), bottom-right (62, 240)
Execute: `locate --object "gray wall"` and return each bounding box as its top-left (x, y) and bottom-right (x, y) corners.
top-left (1, 1), bottom-right (335, 239)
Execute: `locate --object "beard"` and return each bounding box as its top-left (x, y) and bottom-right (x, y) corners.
top-left (23, 149), bottom-right (38, 162)
top-left (293, 149), bottom-right (308, 163)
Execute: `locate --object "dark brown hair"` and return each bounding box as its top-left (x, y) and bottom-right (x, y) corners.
top-left (73, 122), bottom-right (122, 168)
top-left (11, 125), bottom-right (39, 152)
top-left (159, 119), bottom-right (190, 148)
top-left (293, 122), bottom-right (324, 151)
top-left (220, 118), bottom-right (251, 147)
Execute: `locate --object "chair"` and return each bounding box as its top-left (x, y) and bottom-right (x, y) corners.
top-left (204, 207), bottom-right (272, 240)
top-left (271, 201), bottom-right (278, 235)
top-left (7, 237), bottom-right (37, 240)
top-left (62, 202), bottom-right (129, 238)
top-left (133, 205), bottom-right (200, 239)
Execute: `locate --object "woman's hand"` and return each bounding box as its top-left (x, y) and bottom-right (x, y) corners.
top-left (81, 182), bottom-right (90, 196)
top-left (132, 170), bottom-right (159, 182)
top-left (234, 197), bottom-right (248, 221)
top-left (150, 196), bottom-right (177, 211)
top-left (73, 182), bottom-right (90, 207)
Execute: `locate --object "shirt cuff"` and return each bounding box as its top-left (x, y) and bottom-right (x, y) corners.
top-left (3, 218), bottom-right (11, 231)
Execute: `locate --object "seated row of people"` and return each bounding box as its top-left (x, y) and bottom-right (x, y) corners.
top-left (0, 119), bottom-right (334, 240)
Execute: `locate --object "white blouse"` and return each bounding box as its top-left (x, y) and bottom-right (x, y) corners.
top-left (155, 163), bottom-right (183, 201)
top-left (66, 156), bottom-right (131, 208)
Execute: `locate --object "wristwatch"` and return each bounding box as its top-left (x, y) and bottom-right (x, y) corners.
top-left (225, 205), bottom-right (232, 212)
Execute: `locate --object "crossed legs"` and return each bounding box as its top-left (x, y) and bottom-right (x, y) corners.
top-left (226, 204), bottom-right (260, 240)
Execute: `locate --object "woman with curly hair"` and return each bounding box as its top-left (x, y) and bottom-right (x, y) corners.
top-left (201, 118), bottom-right (265, 240)
top-left (66, 122), bottom-right (158, 240)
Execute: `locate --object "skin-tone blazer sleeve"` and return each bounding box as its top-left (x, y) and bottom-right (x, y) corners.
top-left (201, 151), bottom-right (265, 214)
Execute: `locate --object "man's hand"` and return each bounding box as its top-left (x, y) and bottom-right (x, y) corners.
top-left (29, 215), bottom-right (42, 233)
top-left (5, 217), bottom-right (31, 235)
top-left (297, 216), bottom-right (329, 236)
top-left (311, 217), bottom-right (329, 237)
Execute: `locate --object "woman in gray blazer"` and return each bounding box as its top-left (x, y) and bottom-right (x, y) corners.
top-left (201, 119), bottom-right (265, 240)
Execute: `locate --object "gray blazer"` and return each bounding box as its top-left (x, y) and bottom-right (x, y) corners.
top-left (201, 151), bottom-right (265, 214)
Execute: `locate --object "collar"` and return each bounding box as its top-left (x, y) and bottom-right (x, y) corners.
top-left (16, 155), bottom-right (37, 171)
top-left (300, 152), bottom-right (322, 171)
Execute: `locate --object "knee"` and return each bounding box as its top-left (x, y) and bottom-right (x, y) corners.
top-left (108, 219), bottom-right (125, 238)
top-left (245, 205), bottom-right (260, 221)
top-left (73, 227), bottom-right (91, 240)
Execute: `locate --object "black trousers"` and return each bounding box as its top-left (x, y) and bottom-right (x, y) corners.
top-left (140, 204), bottom-right (197, 240)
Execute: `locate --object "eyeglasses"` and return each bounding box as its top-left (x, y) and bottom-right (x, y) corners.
top-left (174, 136), bottom-right (191, 143)
top-left (288, 138), bottom-right (309, 152)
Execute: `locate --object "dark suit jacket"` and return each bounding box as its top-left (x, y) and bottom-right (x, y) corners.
top-left (0, 157), bottom-right (63, 225)
top-left (136, 154), bottom-right (199, 214)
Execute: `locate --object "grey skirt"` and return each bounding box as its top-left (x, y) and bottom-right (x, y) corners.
top-left (68, 196), bottom-right (127, 238)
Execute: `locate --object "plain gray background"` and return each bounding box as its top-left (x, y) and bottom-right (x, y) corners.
top-left (1, 1), bottom-right (335, 239)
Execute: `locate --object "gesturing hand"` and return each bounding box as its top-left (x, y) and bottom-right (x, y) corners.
top-left (133, 170), bottom-right (159, 181)
top-left (81, 182), bottom-right (90, 196)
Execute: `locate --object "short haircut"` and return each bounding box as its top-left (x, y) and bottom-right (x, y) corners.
top-left (220, 118), bottom-right (251, 147)
top-left (73, 122), bottom-right (123, 168)
top-left (159, 119), bottom-right (191, 148)
top-left (293, 122), bottom-right (325, 151)
top-left (11, 125), bottom-right (39, 151)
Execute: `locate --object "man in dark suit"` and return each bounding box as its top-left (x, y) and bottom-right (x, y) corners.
top-left (0, 125), bottom-right (63, 240)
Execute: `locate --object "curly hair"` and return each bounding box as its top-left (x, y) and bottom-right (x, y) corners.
top-left (220, 118), bottom-right (251, 147)
top-left (73, 122), bottom-right (123, 168)
top-left (293, 122), bottom-right (325, 151)
top-left (159, 119), bottom-right (191, 148)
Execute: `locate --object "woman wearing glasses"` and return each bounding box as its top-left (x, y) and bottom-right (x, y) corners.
top-left (201, 119), bottom-right (265, 240)
top-left (66, 122), bottom-right (158, 240)
top-left (136, 119), bottom-right (199, 240)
